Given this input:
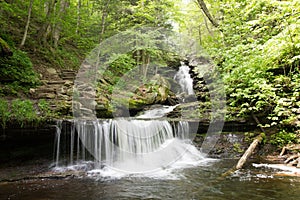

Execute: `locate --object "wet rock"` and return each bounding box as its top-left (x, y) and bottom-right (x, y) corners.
top-left (57, 87), bottom-right (66, 95)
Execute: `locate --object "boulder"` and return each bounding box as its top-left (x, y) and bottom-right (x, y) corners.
top-left (130, 74), bottom-right (171, 107)
top-left (47, 68), bottom-right (57, 75)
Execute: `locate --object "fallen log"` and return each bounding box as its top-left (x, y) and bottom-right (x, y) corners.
top-left (221, 133), bottom-right (264, 177)
top-left (235, 134), bottom-right (263, 170)
top-left (221, 113), bottom-right (264, 177)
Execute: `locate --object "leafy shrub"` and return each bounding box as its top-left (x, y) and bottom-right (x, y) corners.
top-left (11, 99), bottom-right (37, 127)
top-left (270, 130), bottom-right (298, 147)
top-left (38, 99), bottom-right (56, 118)
top-left (0, 49), bottom-right (39, 87)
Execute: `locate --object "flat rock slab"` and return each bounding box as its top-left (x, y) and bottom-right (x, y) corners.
top-left (47, 80), bottom-right (66, 85)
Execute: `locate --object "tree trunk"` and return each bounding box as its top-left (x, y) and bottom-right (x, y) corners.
top-left (20, 0), bottom-right (34, 48)
top-left (196, 0), bottom-right (219, 28)
top-left (76, 0), bottom-right (81, 34)
top-left (221, 113), bottom-right (265, 177)
top-left (98, 0), bottom-right (111, 43)
top-left (235, 113), bottom-right (265, 170)
top-left (141, 50), bottom-right (150, 78)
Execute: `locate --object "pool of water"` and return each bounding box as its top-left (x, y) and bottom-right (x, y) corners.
top-left (1, 159), bottom-right (300, 200)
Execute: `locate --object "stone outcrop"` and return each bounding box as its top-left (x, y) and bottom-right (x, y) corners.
top-left (30, 68), bottom-right (77, 116)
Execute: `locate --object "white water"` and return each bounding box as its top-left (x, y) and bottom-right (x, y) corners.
top-left (137, 105), bottom-right (177, 119)
top-left (174, 62), bottom-right (195, 95)
top-left (53, 119), bottom-right (210, 177)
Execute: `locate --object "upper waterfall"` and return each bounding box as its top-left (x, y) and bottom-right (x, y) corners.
top-left (174, 62), bottom-right (195, 96)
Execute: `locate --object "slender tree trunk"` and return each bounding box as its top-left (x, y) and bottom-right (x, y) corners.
top-left (76, 0), bottom-right (81, 34)
top-left (99, 0), bottom-right (111, 43)
top-left (20, 0), bottom-right (34, 48)
top-left (196, 0), bottom-right (219, 28)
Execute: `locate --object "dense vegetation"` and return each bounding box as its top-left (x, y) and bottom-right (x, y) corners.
top-left (208, 0), bottom-right (299, 146)
top-left (0, 0), bottom-right (299, 148)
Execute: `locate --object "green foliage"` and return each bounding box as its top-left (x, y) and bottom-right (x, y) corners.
top-left (0, 33), bottom-right (39, 95)
top-left (109, 54), bottom-right (137, 76)
top-left (99, 53), bottom-right (137, 98)
top-left (190, 0), bottom-right (300, 132)
top-left (38, 99), bottom-right (56, 119)
top-left (0, 49), bottom-right (39, 86)
top-left (178, 0), bottom-right (300, 147)
top-left (270, 130), bottom-right (298, 147)
top-left (0, 98), bottom-right (57, 128)
top-left (233, 143), bottom-right (243, 153)
top-left (11, 99), bottom-right (37, 127)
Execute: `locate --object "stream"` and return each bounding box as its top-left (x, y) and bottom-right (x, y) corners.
top-left (1, 158), bottom-right (300, 200)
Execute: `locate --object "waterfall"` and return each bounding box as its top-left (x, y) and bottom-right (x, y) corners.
top-left (53, 62), bottom-right (209, 177)
top-left (174, 62), bottom-right (195, 95)
top-left (53, 118), bottom-right (207, 176)
top-left (54, 120), bottom-right (62, 167)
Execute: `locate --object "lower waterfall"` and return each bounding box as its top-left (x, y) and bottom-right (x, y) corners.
top-left (53, 118), bottom-right (213, 178)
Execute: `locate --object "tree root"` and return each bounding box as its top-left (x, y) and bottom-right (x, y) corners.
top-left (283, 153), bottom-right (300, 168)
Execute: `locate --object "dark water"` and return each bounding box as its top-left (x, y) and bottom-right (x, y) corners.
top-left (1, 159), bottom-right (300, 200)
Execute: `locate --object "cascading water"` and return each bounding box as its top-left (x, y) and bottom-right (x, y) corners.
top-left (53, 63), bottom-right (213, 178)
top-left (174, 62), bottom-right (195, 96)
top-left (53, 119), bottom-right (207, 176)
